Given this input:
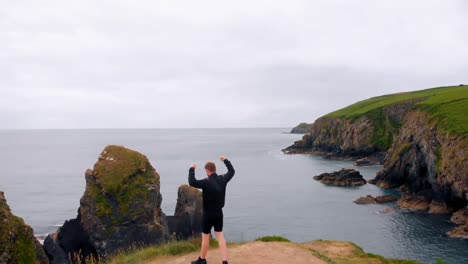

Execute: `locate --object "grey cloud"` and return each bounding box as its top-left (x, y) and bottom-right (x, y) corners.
top-left (1, 0), bottom-right (467, 128)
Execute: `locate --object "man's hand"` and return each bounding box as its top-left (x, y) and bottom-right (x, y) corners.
top-left (220, 156), bottom-right (227, 161)
top-left (191, 163), bottom-right (197, 169)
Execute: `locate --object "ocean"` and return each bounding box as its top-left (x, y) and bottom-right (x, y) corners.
top-left (0, 128), bottom-right (466, 263)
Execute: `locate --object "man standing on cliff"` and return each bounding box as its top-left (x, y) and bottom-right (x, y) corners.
top-left (189, 156), bottom-right (235, 264)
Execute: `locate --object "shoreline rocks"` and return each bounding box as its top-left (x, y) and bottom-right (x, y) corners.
top-left (447, 209), bottom-right (468, 239)
top-left (396, 194), bottom-right (431, 212)
top-left (313, 168), bottom-right (366, 187)
top-left (0, 191), bottom-right (49, 264)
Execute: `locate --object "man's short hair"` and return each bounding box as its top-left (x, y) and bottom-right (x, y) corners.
top-left (204, 162), bottom-right (216, 172)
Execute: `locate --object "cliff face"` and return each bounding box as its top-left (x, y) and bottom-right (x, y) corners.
top-left (374, 111), bottom-right (468, 210)
top-left (284, 99), bottom-right (418, 159)
top-left (44, 145), bottom-right (169, 262)
top-left (0, 191), bottom-right (49, 264)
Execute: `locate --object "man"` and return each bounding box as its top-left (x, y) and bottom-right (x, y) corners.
top-left (189, 156), bottom-right (235, 264)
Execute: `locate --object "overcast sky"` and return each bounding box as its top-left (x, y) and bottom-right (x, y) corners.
top-left (1, 0), bottom-right (467, 129)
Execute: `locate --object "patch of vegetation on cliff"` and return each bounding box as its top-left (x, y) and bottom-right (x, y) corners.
top-left (256, 235), bottom-right (290, 242)
top-left (89, 145), bottom-right (161, 223)
top-left (0, 193), bottom-right (45, 264)
top-left (304, 240), bottom-right (422, 264)
top-left (367, 108), bottom-right (402, 149)
top-left (325, 85), bottom-right (468, 136)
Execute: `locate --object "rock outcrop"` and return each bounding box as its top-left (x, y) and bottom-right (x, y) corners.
top-left (313, 168), bottom-right (366, 187)
top-left (0, 191), bottom-right (49, 264)
top-left (354, 195), bottom-right (397, 204)
top-left (373, 111), bottom-right (467, 212)
top-left (167, 185), bottom-right (203, 239)
top-left (44, 145), bottom-right (169, 262)
top-left (290, 123), bottom-right (312, 134)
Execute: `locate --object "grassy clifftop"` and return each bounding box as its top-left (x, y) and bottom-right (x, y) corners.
top-left (326, 85), bottom-right (468, 135)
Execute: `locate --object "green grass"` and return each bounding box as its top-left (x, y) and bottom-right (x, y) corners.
top-left (255, 235), bottom-right (291, 242)
top-left (107, 241), bottom-right (197, 264)
top-left (325, 85), bottom-right (468, 136)
top-left (107, 237), bottom-right (218, 264)
top-left (342, 242), bottom-right (422, 264)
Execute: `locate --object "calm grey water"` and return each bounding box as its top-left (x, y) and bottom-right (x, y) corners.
top-left (0, 128), bottom-right (466, 263)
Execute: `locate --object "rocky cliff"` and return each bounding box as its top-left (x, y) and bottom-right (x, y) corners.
top-left (0, 191), bottom-right (49, 264)
top-left (285, 85), bottom-right (468, 217)
top-left (373, 111), bottom-right (467, 211)
top-left (44, 145), bottom-right (169, 262)
top-left (284, 98), bottom-right (418, 160)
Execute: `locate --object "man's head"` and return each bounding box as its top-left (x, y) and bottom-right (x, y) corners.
top-left (204, 162), bottom-right (216, 176)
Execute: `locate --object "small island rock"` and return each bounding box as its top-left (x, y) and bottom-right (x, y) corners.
top-left (313, 168), bottom-right (366, 187)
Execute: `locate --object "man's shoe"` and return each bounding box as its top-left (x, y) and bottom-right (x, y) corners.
top-left (191, 257), bottom-right (207, 264)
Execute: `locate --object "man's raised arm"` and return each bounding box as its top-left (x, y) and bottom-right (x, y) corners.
top-left (220, 156), bottom-right (235, 183)
top-left (188, 163), bottom-right (205, 189)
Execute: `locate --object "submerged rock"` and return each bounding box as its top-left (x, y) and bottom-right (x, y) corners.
top-left (354, 195), bottom-right (377, 204)
top-left (167, 185), bottom-right (203, 239)
top-left (375, 195), bottom-right (398, 203)
top-left (44, 145), bottom-right (169, 262)
top-left (354, 195), bottom-right (397, 204)
top-left (0, 191), bottom-right (49, 264)
top-left (353, 157), bottom-right (380, 166)
top-left (313, 168), bottom-right (366, 187)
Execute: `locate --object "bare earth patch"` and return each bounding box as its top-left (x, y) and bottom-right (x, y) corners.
top-left (146, 240), bottom-right (419, 264)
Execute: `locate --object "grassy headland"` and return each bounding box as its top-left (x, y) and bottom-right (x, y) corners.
top-left (326, 85), bottom-right (467, 136)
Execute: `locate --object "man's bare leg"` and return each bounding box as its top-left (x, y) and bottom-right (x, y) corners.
top-left (215, 231), bottom-right (228, 261)
top-left (200, 233), bottom-right (211, 259)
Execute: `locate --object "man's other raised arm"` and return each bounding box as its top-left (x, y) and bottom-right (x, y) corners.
top-left (221, 156), bottom-right (235, 183)
top-left (188, 164), bottom-right (205, 189)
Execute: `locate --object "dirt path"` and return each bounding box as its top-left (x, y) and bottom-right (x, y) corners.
top-left (150, 241), bottom-right (326, 264)
top-left (147, 240), bottom-right (411, 264)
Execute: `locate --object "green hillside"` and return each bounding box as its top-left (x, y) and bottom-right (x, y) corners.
top-left (326, 85), bottom-right (468, 136)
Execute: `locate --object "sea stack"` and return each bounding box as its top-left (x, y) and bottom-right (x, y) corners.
top-left (44, 145), bottom-right (169, 262)
top-left (167, 185), bottom-right (203, 239)
top-left (313, 168), bottom-right (366, 187)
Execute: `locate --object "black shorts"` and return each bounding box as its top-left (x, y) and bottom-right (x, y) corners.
top-left (202, 210), bottom-right (223, 234)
